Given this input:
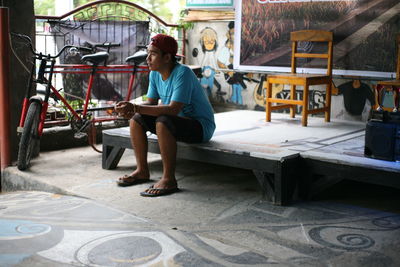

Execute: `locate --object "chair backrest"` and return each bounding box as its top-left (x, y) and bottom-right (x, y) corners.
top-left (396, 34), bottom-right (400, 80)
top-left (290, 30), bottom-right (333, 76)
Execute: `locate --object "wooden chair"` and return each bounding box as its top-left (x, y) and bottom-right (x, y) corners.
top-left (265, 30), bottom-right (333, 126)
top-left (375, 34), bottom-right (400, 112)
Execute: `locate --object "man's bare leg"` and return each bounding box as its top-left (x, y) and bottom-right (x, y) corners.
top-left (145, 121), bottom-right (177, 193)
top-left (118, 118), bottom-right (150, 183)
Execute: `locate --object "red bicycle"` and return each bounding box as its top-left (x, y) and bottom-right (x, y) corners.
top-left (13, 33), bottom-right (149, 170)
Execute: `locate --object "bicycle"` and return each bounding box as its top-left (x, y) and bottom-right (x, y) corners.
top-left (13, 33), bottom-right (149, 170)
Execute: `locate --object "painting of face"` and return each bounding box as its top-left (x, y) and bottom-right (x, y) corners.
top-left (203, 35), bottom-right (216, 51)
top-left (200, 27), bottom-right (218, 52)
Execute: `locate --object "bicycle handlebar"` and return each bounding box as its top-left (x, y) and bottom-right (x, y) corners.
top-left (90, 42), bottom-right (121, 53)
top-left (93, 42), bottom-right (120, 49)
top-left (12, 33), bottom-right (93, 59)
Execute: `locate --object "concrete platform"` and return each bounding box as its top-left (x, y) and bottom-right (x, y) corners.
top-left (102, 111), bottom-right (400, 205)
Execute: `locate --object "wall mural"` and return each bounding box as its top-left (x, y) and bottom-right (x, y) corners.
top-left (187, 22), bottom-right (266, 110)
top-left (186, 21), bottom-right (376, 121)
top-left (334, 79), bottom-right (376, 121)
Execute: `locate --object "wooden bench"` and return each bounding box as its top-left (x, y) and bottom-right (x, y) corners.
top-left (102, 110), bottom-right (400, 205)
top-left (300, 135), bottom-right (400, 199)
top-left (102, 111), bottom-right (301, 205)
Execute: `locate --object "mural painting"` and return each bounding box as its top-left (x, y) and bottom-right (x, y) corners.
top-left (186, 21), bottom-right (376, 122)
top-left (332, 79), bottom-right (376, 121)
top-left (198, 27), bottom-right (222, 98)
top-left (216, 21), bottom-right (247, 106)
top-left (187, 21), bottom-right (266, 110)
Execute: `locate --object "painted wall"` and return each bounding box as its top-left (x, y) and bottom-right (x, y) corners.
top-left (186, 21), bottom-right (376, 121)
top-left (331, 79), bottom-right (375, 122)
top-left (186, 22), bottom-right (263, 111)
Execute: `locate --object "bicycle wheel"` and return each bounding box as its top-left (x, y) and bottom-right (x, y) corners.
top-left (17, 101), bottom-right (41, 170)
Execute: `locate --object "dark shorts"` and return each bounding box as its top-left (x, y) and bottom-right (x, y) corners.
top-left (132, 113), bottom-right (203, 143)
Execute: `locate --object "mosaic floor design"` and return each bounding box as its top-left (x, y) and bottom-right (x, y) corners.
top-left (0, 191), bottom-right (399, 266)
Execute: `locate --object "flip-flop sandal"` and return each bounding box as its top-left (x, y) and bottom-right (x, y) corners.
top-left (140, 185), bottom-right (179, 197)
top-left (116, 175), bottom-right (150, 187)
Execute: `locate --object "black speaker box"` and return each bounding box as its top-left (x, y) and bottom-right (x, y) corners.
top-left (364, 120), bottom-right (400, 161)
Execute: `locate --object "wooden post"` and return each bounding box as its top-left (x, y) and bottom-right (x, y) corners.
top-left (0, 7), bottom-right (11, 169)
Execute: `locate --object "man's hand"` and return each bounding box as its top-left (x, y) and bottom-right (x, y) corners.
top-left (115, 101), bottom-right (135, 119)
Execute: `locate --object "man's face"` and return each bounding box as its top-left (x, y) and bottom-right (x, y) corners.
top-left (146, 44), bottom-right (169, 71)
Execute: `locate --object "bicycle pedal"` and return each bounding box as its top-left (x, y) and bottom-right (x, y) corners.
top-left (74, 132), bottom-right (87, 139)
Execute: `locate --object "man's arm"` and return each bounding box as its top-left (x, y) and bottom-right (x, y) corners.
top-left (115, 98), bottom-right (184, 118)
top-left (137, 99), bottom-right (184, 117)
top-left (114, 98), bottom-right (158, 119)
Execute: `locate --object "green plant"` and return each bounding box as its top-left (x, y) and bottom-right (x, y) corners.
top-left (178, 9), bottom-right (194, 31)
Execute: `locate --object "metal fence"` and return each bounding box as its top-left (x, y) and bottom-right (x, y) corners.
top-left (33, 0), bottom-right (182, 102)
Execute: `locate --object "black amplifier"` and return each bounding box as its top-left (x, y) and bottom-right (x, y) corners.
top-left (364, 111), bottom-right (400, 161)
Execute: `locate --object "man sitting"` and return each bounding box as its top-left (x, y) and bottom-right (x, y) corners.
top-left (115, 34), bottom-right (216, 197)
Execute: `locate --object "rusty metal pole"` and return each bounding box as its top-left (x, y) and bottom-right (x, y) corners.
top-left (0, 7), bottom-right (11, 170)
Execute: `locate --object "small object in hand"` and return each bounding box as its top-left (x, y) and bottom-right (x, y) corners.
top-left (114, 101), bottom-right (138, 119)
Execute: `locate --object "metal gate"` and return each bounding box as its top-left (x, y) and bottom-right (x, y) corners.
top-left (34, 0), bottom-right (182, 102)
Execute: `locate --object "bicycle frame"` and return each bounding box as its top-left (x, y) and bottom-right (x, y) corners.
top-left (14, 32), bottom-right (150, 169)
top-left (18, 58), bottom-right (149, 137)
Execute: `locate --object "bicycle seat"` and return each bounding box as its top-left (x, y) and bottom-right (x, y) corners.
top-left (126, 50), bottom-right (147, 65)
top-left (82, 51), bottom-right (109, 65)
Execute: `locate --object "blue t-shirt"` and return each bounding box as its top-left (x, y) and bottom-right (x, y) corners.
top-left (147, 63), bottom-right (216, 142)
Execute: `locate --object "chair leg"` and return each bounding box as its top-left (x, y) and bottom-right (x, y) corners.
top-left (266, 81), bottom-right (272, 122)
top-left (392, 86), bottom-right (399, 112)
top-left (325, 82), bottom-right (332, 122)
top-left (290, 84), bottom-right (296, 118)
top-left (302, 84), bottom-right (309, 126)
top-left (396, 86), bottom-right (400, 111)
top-left (376, 84), bottom-right (385, 111)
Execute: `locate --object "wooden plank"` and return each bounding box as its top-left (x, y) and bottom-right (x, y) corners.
top-left (291, 30), bottom-right (333, 42)
top-left (267, 98), bottom-right (303, 105)
top-left (304, 158), bottom-right (400, 190)
top-left (294, 53), bottom-right (329, 59)
top-left (253, 171), bottom-right (277, 203)
top-left (184, 10), bottom-right (234, 21)
top-left (102, 130), bottom-right (287, 172)
top-left (269, 104), bottom-right (296, 110)
top-left (102, 145), bottom-right (125, 170)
